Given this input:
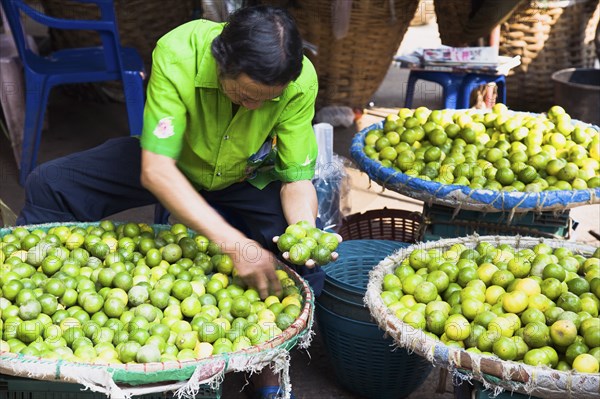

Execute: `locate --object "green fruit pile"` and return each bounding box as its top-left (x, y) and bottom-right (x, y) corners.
top-left (0, 222), bottom-right (305, 364)
top-left (380, 241), bottom-right (600, 373)
top-left (363, 104), bottom-right (600, 192)
top-left (276, 221), bottom-right (339, 266)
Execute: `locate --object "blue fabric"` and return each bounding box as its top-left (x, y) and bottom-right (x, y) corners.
top-left (17, 136), bottom-right (326, 295)
top-left (351, 121), bottom-right (600, 212)
top-left (251, 385), bottom-right (296, 399)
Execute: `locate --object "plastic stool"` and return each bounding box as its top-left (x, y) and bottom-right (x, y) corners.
top-left (405, 70), bottom-right (506, 109)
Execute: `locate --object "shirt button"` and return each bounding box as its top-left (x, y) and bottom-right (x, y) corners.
top-left (224, 135), bottom-right (230, 140)
top-left (216, 172), bottom-right (221, 176)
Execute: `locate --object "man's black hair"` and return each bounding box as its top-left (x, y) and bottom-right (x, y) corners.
top-left (211, 5), bottom-right (304, 86)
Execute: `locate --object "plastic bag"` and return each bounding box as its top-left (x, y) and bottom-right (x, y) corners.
top-left (313, 154), bottom-right (351, 231)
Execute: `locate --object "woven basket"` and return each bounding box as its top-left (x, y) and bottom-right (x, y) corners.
top-left (0, 222), bottom-right (314, 399)
top-left (337, 207), bottom-right (423, 242)
top-left (350, 119), bottom-right (600, 213)
top-left (365, 235), bottom-right (600, 399)
top-left (261, 0), bottom-right (420, 109)
top-left (40, 0), bottom-right (193, 100)
top-left (432, 0), bottom-right (472, 46)
top-left (500, 0), bottom-right (600, 112)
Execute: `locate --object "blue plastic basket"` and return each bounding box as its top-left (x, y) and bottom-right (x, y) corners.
top-left (316, 302), bottom-right (432, 399)
top-left (0, 375), bottom-right (220, 399)
top-left (315, 239), bottom-right (431, 398)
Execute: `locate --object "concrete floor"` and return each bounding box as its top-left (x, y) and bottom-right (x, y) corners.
top-left (1, 17), bottom-right (599, 399)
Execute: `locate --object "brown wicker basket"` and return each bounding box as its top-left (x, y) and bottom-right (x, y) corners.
top-left (40, 0), bottom-right (193, 100)
top-left (500, 0), bottom-right (600, 112)
top-left (432, 0), bottom-right (472, 46)
top-left (337, 207), bottom-right (423, 243)
top-left (261, 0), bottom-right (420, 109)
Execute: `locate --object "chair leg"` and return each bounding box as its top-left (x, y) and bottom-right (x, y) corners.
top-left (122, 71), bottom-right (145, 136)
top-left (20, 74), bottom-right (50, 186)
top-left (404, 72), bottom-right (418, 108)
top-left (496, 77), bottom-right (507, 105)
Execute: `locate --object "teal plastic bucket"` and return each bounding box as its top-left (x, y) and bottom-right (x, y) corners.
top-left (316, 302), bottom-right (432, 399)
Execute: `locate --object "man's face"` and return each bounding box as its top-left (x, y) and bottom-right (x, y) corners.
top-left (219, 73), bottom-right (286, 110)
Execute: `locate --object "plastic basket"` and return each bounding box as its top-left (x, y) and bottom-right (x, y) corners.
top-left (423, 203), bottom-right (572, 240)
top-left (315, 238), bottom-right (431, 398)
top-left (315, 302), bottom-right (432, 399)
top-left (0, 375), bottom-right (220, 399)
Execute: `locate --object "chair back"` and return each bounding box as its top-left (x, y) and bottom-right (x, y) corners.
top-left (0, 0), bottom-right (125, 74)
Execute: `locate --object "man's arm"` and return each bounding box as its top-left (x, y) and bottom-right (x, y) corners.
top-left (280, 180), bottom-right (318, 227)
top-left (141, 150), bottom-right (281, 298)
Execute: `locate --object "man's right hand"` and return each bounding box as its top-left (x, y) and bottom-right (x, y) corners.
top-left (224, 238), bottom-right (282, 300)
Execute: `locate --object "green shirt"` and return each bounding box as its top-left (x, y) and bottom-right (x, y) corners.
top-left (140, 20), bottom-right (319, 191)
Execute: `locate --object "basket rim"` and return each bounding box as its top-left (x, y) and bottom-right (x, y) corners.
top-left (364, 235), bottom-right (599, 398)
top-left (0, 222), bottom-right (315, 386)
top-left (350, 110), bottom-right (600, 213)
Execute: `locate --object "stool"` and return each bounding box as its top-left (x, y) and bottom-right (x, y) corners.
top-left (404, 70), bottom-right (506, 109)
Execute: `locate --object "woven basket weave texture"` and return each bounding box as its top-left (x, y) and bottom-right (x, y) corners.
top-left (433, 0), bottom-right (600, 113)
top-left (500, 0), bottom-right (600, 112)
top-left (262, 0), bottom-right (420, 109)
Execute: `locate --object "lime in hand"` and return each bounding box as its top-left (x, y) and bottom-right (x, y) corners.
top-left (273, 221), bottom-right (342, 266)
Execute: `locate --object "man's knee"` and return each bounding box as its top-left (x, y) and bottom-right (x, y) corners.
top-left (24, 160), bottom-right (72, 201)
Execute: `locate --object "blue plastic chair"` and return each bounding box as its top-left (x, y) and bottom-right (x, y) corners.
top-left (1, 0), bottom-right (146, 186)
top-left (404, 70), bottom-right (506, 109)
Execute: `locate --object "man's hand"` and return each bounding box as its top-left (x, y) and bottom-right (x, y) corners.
top-left (226, 238), bottom-right (282, 300)
top-left (273, 233), bottom-right (343, 268)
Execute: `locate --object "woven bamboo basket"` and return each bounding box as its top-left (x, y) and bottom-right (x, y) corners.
top-left (350, 117), bottom-right (600, 214)
top-left (0, 222), bottom-right (314, 399)
top-left (261, 0), bottom-right (420, 109)
top-left (500, 0), bottom-right (600, 112)
top-left (39, 0), bottom-right (193, 100)
top-left (432, 0), bottom-right (472, 46)
top-left (365, 235), bottom-right (600, 399)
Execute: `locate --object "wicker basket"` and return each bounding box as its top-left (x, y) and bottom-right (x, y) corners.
top-left (432, 0), bottom-right (472, 46)
top-left (365, 235), bottom-right (600, 399)
top-left (261, 0), bottom-right (420, 109)
top-left (337, 207), bottom-right (423, 242)
top-left (0, 222), bottom-right (314, 399)
top-left (40, 0), bottom-right (193, 100)
top-left (500, 0), bottom-right (600, 112)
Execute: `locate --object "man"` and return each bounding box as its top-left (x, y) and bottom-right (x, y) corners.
top-left (18, 6), bottom-right (324, 397)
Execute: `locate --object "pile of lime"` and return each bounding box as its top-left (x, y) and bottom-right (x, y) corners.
top-left (363, 105), bottom-right (600, 192)
top-left (380, 241), bottom-right (600, 373)
top-left (0, 222), bottom-right (305, 364)
top-left (276, 221), bottom-right (340, 266)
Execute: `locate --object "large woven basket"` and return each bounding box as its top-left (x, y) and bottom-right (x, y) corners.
top-left (261, 0), bottom-right (420, 109)
top-left (364, 235), bottom-right (600, 399)
top-left (500, 0), bottom-right (600, 112)
top-left (0, 222), bottom-right (314, 399)
top-left (350, 118), bottom-right (600, 213)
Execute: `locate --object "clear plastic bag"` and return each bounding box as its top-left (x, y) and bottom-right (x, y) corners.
top-left (313, 154), bottom-right (351, 231)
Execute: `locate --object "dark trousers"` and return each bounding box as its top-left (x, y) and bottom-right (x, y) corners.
top-left (17, 136), bottom-right (324, 295)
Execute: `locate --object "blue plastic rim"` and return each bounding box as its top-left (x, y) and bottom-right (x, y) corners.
top-left (316, 302), bottom-right (432, 399)
top-left (321, 240), bottom-right (409, 295)
top-left (350, 117), bottom-right (600, 211)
